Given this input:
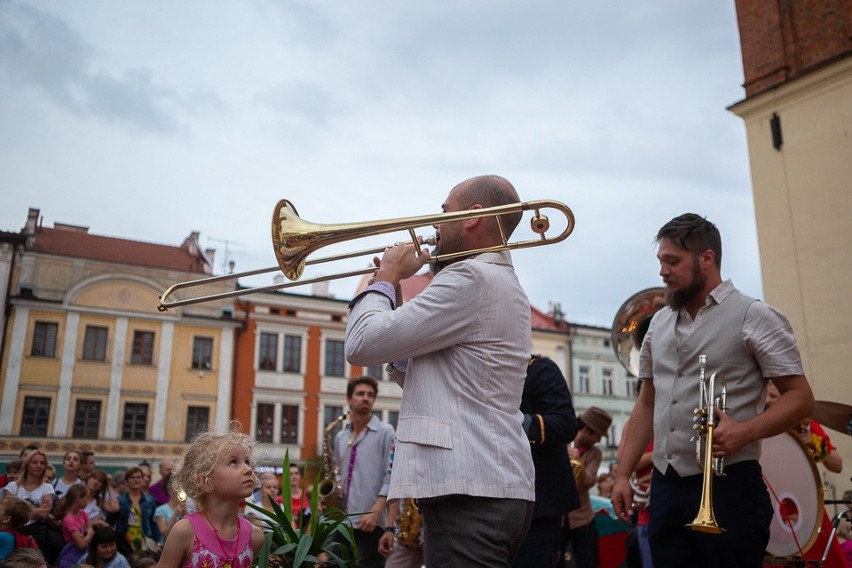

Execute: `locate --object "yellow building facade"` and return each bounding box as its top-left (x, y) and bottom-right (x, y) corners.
top-left (0, 209), bottom-right (237, 470)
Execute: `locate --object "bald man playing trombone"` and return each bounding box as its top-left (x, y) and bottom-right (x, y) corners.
top-left (345, 175), bottom-right (536, 568)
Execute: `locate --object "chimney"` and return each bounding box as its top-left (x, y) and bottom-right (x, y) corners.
top-left (181, 231), bottom-right (201, 255)
top-left (25, 208), bottom-right (39, 248)
top-left (312, 281), bottom-right (331, 298)
top-left (205, 248), bottom-right (216, 272)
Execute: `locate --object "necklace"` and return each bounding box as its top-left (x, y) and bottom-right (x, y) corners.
top-left (203, 512), bottom-right (240, 568)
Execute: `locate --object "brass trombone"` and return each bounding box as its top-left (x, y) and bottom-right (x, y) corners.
top-left (157, 198), bottom-right (575, 311)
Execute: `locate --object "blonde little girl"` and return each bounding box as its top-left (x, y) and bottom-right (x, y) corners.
top-left (157, 429), bottom-right (264, 568)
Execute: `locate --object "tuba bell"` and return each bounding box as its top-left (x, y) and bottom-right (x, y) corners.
top-left (611, 288), bottom-right (665, 508)
top-left (611, 287), bottom-right (666, 378)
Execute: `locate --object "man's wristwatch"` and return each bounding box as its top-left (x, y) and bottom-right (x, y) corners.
top-left (383, 526), bottom-right (395, 533)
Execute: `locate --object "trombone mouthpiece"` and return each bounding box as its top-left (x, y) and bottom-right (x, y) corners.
top-left (698, 354), bottom-right (707, 367)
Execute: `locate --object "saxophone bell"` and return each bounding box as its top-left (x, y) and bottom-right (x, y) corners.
top-left (319, 414), bottom-right (346, 506)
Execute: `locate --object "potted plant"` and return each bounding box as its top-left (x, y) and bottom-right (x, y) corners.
top-left (247, 452), bottom-right (359, 568)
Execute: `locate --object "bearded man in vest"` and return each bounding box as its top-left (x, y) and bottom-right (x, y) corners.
top-left (611, 213), bottom-right (814, 568)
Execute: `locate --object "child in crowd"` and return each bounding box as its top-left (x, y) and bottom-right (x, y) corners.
top-left (0, 462), bottom-right (22, 491)
top-left (158, 428), bottom-right (264, 568)
top-left (0, 496), bottom-right (37, 559)
top-left (127, 554), bottom-right (156, 568)
top-left (0, 548), bottom-right (47, 568)
top-left (244, 473), bottom-right (278, 530)
top-left (55, 484), bottom-right (93, 568)
top-left (53, 452), bottom-right (84, 499)
top-left (80, 527), bottom-right (130, 568)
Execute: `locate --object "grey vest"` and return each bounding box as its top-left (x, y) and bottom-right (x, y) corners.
top-left (650, 289), bottom-right (766, 476)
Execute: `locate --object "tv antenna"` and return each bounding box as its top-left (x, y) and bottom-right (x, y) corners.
top-left (207, 237), bottom-right (246, 275)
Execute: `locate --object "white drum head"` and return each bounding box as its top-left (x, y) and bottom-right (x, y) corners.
top-left (760, 431), bottom-right (823, 557)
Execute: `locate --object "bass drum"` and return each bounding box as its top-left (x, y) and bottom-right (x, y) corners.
top-left (760, 431), bottom-right (823, 558)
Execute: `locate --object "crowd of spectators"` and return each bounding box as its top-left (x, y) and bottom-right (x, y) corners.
top-left (0, 445), bottom-right (173, 568)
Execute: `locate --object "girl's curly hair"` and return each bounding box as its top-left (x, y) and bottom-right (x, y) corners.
top-left (171, 423), bottom-right (257, 510)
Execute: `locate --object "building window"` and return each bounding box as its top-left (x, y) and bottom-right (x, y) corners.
top-left (388, 411), bottom-right (399, 431)
top-left (256, 403), bottom-right (274, 443)
top-left (31, 322), bottom-right (58, 358)
top-left (280, 405), bottom-right (299, 444)
top-left (578, 366), bottom-right (590, 394)
top-left (365, 364), bottom-right (383, 379)
top-left (82, 326), bottom-right (108, 361)
top-left (259, 333), bottom-right (278, 371)
top-left (602, 368), bottom-right (614, 396)
top-left (626, 377), bottom-right (639, 399)
top-left (185, 406), bottom-right (210, 442)
top-left (72, 399), bottom-right (101, 439)
top-left (131, 331), bottom-right (155, 365)
top-left (324, 405), bottom-right (345, 428)
top-left (283, 335), bottom-right (301, 373)
top-left (20, 397), bottom-right (51, 437)
top-left (192, 337), bottom-right (213, 370)
top-left (324, 339), bottom-right (345, 377)
top-left (122, 403), bottom-right (148, 440)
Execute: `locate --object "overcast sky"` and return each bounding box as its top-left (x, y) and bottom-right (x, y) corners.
top-left (0, 1), bottom-right (761, 328)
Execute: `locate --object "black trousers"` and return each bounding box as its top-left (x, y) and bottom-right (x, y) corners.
top-left (566, 520), bottom-right (598, 568)
top-left (648, 460), bottom-right (773, 568)
top-left (512, 516), bottom-right (562, 568)
top-left (352, 527), bottom-right (386, 568)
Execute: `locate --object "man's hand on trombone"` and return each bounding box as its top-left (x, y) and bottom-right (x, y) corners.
top-left (370, 239), bottom-right (430, 286)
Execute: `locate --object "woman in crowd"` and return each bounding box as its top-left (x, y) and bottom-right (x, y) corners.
top-left (137, 465), bottom-right (152, 493)
top-left (287, 464), bottom-right (310, 528)
top-left (0, 452), bottom-right (60, 564)
top-left (153, 483), bottom-right (185, 545)
top-left (113, 468), bottom-right (159, 557)
top-left (0, 452), bottom-right (55, 524)
top-left (84, 471), bottom-right (119, 529)
top-left (53, 452), bottom-right (83, 499)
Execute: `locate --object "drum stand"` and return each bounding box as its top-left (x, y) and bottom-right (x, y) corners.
top-left (763, 508), bottom-right (851, 567)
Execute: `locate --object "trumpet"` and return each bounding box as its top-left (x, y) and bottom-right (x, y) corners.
top-left (686, 354), bottom-right (727, 534)
top-left (158, 198), bottom-right (575, 311)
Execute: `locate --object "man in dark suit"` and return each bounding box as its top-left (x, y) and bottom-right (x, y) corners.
top-left (513, 355), bottom-right (580, 568)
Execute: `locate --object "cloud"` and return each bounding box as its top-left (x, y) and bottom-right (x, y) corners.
top-left (0, 0), bottom-right (760, 327)
top-left (0, 1), bottom-right (203, 134)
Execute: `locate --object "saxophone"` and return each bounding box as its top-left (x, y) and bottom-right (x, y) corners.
top-left (317, 414), bottom-right (346, 506)
top-left (395, 498), bottom-right (422, 548)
